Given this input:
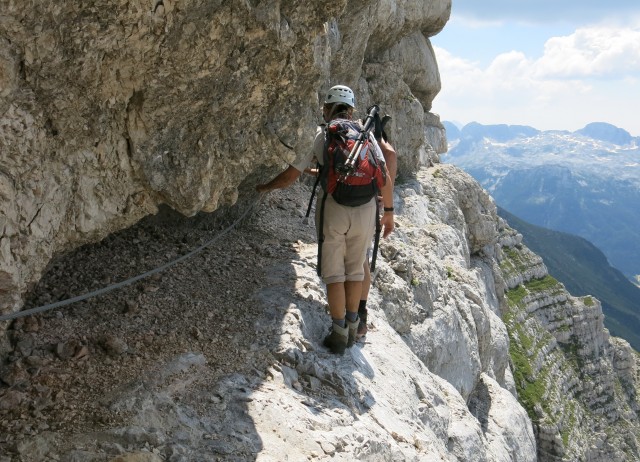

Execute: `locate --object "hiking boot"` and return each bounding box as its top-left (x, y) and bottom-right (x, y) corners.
top-left (346, 317), bottom-right (360, 348)
top-left (323, 323), bottom-right (349, 355)
top-left (356, 319), bottom-right (368, 340)
top-left (356, 310), bottom-right (368, 340)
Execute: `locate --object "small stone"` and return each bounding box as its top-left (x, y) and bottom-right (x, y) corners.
top-left (56, 341), bottom-right (77, 360)
top-left (15, 337), bottom-right (34, 357)
top-left (320, 441), bottom-right (336, 456)
top-left (23, 316), bottom-right (41, 333)
top-left (190, 327), bottom-right (203, 340)
top-left (73, 345), bottom-right (90, 361)
top-left (36, 422), bottom-right (50, 431)
top-left (308, 376), bottom-right (321, 391)
top-left (0, 390), bottom-right (25, 410)
top-left (24, 356), bottom-right (50, 368)
top-left (124, 299), bottom-right (139, 313)
top-left (0, 363), bottom-right (30, 387)
top-left (101, 335), bottom-right (129, 357)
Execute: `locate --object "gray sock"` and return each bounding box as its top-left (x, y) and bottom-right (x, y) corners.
top-left (345, 311), bottom-right (358, 323)
top-left (332, 318), bottom-right (346, 328)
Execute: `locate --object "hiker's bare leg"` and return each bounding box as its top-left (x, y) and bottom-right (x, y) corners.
top-left (345, 281), bottom-right (362, 315)
top-left (361, 261), bottom-right (371, 300)
top-left (327, 282), bottom-right (346, 320)
top-left (327, 281), bottom-right (362, 318)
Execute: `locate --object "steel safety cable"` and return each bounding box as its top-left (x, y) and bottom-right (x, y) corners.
top-left (0, 195), bottom-right (264, 323)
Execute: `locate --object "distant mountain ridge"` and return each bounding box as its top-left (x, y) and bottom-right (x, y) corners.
top-left (575, 122), bottom-right (635, 146)
top-left (443, 120), bottom-right (639, 145)
top-left (442, 120), bottom-right (640, 281)
top-left (444, 121), bottom-right (541, 143)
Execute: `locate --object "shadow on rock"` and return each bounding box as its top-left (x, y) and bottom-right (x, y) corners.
top-left (1, 183), bottom-right (378, 461)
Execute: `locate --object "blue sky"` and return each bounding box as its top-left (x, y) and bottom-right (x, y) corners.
top-left (431, 1), bottom-right (640, 136)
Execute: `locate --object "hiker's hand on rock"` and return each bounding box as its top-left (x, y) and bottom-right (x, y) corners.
top-left (381, 212), bottom-right (394, 238)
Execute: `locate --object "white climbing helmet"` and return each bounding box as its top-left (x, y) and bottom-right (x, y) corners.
top-left (325, 85), bottom-right (355, 107)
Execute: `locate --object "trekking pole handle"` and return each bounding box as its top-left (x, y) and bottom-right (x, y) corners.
top-left (361, 104), bottom-right (380, 134)
top-left (344, 105), bottom-right (380, 170)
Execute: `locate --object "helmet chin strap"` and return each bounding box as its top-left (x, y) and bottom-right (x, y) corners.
top-left (324, 104), bottom-right (352, 122)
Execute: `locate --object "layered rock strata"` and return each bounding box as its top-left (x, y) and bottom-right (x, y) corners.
top-left (499, 225), bottom-right (640, 461)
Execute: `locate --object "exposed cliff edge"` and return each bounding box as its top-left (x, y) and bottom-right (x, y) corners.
top-left (2, 2), bottom-right (639, 461)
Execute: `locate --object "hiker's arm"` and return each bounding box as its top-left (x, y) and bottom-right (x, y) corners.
top-left (303, 156), bottom-right (320, 176)
top-left (379, 164), bottom-right (395, 238)
top-left (256, 165), bottom-right (302, 192)
top-left (379, 138), bottom-right (397, 183)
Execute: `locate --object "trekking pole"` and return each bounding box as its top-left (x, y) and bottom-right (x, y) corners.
top-left (337, 105), bottom-right (380, 180)
top-left (370, 198), bottom-right (382, 272)
top-left (304, 167), bottom-right (322, 224)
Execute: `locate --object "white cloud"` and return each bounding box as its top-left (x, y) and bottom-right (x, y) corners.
top-left (435, 46), bottom-right (585, 105)
top-left (432, 6), bottom-right (640, 135)
top-left (535, 26), bottom-right (640, 78)
top-left (432, 40), bottom-right (640, 135)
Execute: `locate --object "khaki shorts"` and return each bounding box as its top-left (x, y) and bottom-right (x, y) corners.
top-left (316, 193), bottom-right (377, 284)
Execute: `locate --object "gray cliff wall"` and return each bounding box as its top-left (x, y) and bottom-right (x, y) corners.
top-left (0, 0), bottom-right (449, 320)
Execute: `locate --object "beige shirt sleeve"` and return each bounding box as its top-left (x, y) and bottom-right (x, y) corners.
top-left (369, 134), bottom-right (386, 165)
top-left (290, 125), bottom-right (325, 172)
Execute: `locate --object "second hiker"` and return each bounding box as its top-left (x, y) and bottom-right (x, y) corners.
top-left (256, 84), bottom-right (395, 355)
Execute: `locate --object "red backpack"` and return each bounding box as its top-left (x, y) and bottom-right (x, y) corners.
top-left (305, 107), bottom-right (388, 275)
top-left (321, 118), bottom-right (386, 206)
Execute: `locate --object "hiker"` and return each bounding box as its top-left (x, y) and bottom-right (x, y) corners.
top-left (302, 122), bottom-right (398, 341)
top-left (358, 136), bottom-right (397, 340)
top-left (256, 84), bottom-right (394, 355)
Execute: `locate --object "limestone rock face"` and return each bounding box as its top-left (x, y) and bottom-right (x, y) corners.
top-left (0, 0), bottom-right (449, 318)
top-left (375, 166), bottom-right (510, 400)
